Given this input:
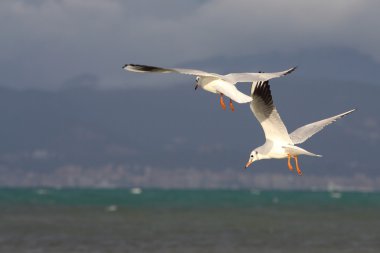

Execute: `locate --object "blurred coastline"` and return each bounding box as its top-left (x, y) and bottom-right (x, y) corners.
top-left (1, 166), bottom-right (379, 192)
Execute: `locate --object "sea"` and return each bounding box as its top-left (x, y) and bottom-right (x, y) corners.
top-left (0, 188), bottom-right (379, 253)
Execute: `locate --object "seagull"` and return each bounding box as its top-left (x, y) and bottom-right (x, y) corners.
top-left (123, 64), bottom-right (296, 111)
top-left (244, 80), bottom-right (355, 175)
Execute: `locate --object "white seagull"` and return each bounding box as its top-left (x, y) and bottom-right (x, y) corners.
top-left (245, 80), bottom-right (355, 175)
top-left (123, 64), bottom-right (296, 111)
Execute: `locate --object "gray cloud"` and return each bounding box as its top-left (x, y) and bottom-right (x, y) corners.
top-left (1, 0), bottom-right (380, 89)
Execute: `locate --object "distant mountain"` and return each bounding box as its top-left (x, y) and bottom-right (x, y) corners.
top-left (0, 78), bottom-right (378, 180)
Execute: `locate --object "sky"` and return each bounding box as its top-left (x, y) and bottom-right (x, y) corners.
top-left (1, 0), bottom-right (380, 90)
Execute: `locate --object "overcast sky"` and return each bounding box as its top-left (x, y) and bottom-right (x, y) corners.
top-left (1, 0), bottom-right (380, 89)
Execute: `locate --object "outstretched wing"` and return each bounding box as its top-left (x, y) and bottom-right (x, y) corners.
top-left (289, 109), bottom-right (355, 144)
top-left (250, 81), bottom-right (292, 143)
top-left (123, 64), bottom-right (223, 79)
top-left (225, 67), bottom-right (296, 83)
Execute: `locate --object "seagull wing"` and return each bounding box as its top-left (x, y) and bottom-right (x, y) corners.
top-left (213, 83), bottom-right (252, 103)
top-left (289, 109), bottom-right (356, 144)
top-left (225, 67), bottom-right (296, 83)
top-left (123, 64), bottom-right (223, 79)
top-left (250, 81), bottom-right (292, 143)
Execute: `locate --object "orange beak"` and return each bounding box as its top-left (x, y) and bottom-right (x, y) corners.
top-left (245, 160), bottom-right (253, 169)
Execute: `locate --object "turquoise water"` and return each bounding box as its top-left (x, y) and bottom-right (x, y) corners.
top-left (0, 189), bottom-right (379, 252)
top-left (2, 188), bottom-right (380, 207)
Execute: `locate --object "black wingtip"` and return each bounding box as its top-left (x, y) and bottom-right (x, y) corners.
top-left (122, 64), bottom-right (129, 69)
top-left (286, 66), bottom-right (297, 75)
top-left (252, 80), bottom-right (273, 106)
top-left (124, 64), bottom-right (169, 73)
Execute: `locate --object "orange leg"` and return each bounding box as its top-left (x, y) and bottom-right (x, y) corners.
top-left (229, 99), bottom-right (235, 112)
top-left (220, 94), bottom-right (226, 110)
top-left (294, 156), bottom-right (303, 176)
top-left (287, 154), bottom-right (293, 171)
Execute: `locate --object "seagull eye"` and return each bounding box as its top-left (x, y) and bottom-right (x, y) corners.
top-left (250, 155), bottom-right (253, 158)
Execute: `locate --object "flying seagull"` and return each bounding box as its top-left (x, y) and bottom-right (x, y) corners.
top-left (245, 80), bottom-right (355, 175)
top-left (123, 64), bottom-right (296, 111)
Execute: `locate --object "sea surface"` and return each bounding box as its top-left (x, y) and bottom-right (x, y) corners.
top-left (0, 188), bottom-right (379, 253)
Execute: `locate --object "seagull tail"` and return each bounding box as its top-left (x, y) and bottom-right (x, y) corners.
top-left (282, 145), bottom-right (322, 157)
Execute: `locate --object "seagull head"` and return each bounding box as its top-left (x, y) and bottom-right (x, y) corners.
top-left (245, 150), bottom-right (260, 169)
top-left (194, 76), bottom-right (200, 90)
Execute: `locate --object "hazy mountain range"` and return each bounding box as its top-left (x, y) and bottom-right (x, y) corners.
top-left (0, 78), bottom-right (377, 175)
top-left (0, 48), bottom-right (379, 187)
